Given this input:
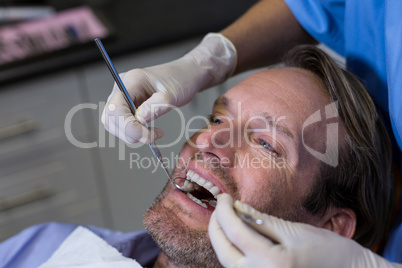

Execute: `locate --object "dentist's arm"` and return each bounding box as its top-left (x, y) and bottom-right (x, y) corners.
top-left (220, 0), bottom-right (316, 74)
top-left (102, 0), bottom-right (315, 144)
top-left (209, 194), bottom-right (401, 268)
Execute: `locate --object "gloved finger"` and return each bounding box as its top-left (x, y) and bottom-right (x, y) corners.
top-left (102, 111), bottom-right (119, 137)
top-left (208, 211), bottom-right (244, 267)
top-left (101, 88), bottom-right (121, 129)
top-left (214, 194), bottom-right (276, 254)
top-left (120, 69), bottom-right (155, 103)
top-left (101, 100), bottom-right (123, 134)
top-left (102, 87), bottom-right (130, 128)
top-left (104, 111), bottom-right (153, 144)
top-left (116, 113), bottom-right (163, 144)
top-left (119, 123), bottom-right (163, 144)
top-left (103, 92), bottom-right (163, 143)
top-left (135, 92), bottom-right (175, 125)
top-left (233, 199), bottom-right (301, 245)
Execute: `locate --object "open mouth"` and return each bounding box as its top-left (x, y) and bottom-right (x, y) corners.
top-left (181, 170), bottom-right (221, 210)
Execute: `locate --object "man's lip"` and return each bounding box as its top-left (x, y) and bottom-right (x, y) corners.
top-left (171, 188), bottom-right (215, 217)
top-left (185, 162), bottom-right (227, 194)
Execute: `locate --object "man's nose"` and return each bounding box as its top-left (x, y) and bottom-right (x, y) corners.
top-left (195, 122), bottom-right (239, 167)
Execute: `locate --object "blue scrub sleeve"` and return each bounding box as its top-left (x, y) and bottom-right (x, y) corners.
top-left (284, 0), bottom-right (345, 56)
top-left (385, 0), bottom-right (402, 151)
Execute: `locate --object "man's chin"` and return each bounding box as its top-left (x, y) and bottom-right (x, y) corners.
top-left (144, 187), bottom-right (221, 268)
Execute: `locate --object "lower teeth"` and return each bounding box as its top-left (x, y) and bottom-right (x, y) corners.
top-left (186, 193), bottom-right (217, 209)
top-left (201, 199), bottom-right (217, 208)
top-left (186, 193), bottom-right (207, 208)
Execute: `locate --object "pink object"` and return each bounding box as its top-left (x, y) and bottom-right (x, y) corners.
top-left (0, 6), bottom-right (110, 65)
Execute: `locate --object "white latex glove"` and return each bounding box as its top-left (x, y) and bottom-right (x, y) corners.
top-left (101, 33), bottom-right (236, 144)
top-left (209, 193), bottom-right (401, 268)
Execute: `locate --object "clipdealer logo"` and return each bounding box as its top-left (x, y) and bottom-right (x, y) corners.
top-left (64, 101), bottom-right (339, 167)
top-left (302, 101), bottom-right (339, 167)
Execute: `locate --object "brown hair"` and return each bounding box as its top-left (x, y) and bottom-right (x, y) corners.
top-left (284, 45), bottom-right (393, 248)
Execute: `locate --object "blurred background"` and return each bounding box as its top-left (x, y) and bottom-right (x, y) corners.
top-left (0, 0), bottom-right (260, 241)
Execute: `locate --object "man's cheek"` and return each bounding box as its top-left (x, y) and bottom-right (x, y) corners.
top-left (185, 128), bottom-right (207, 150)
top-left (179, 130), bottom-right (203, 161)
top-left (237, 167), bottom-right (283, 207)
top-left (179, 142), bottom-right (197, 161)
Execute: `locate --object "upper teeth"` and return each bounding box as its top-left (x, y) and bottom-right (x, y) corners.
top-left (184, 170), bottom-right (221, 197)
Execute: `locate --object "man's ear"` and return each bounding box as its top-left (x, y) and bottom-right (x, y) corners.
top-left (319, 208), bottom-right (356, 239)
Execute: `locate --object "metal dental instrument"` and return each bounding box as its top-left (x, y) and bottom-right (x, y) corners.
top-left (94, 38), bottom-right (189, 192)
top-left (235, 207), bottom-right (264, 225)
top-left (234, 206), bottom-right (281, 244)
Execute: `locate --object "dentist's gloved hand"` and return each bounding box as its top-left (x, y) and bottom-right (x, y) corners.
top-left (209, 194), bottom-right (400, 268)
top-left (101, 33), bottom-right (236, 144)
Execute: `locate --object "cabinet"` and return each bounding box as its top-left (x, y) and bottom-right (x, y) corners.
top-left (0, 70), bottom-right (105, 241)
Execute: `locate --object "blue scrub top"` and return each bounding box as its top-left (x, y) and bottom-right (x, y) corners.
top-left (284, 0), bottom-right (402, 262)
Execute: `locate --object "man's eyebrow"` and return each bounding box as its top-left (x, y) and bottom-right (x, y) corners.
top-left (213, 96), bottom-right (230, 108)
top-left (257, 112), bottom-right (295, 140)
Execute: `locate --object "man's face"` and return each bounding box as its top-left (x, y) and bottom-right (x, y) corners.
top-left (144, 67), bottom-right (333, 267)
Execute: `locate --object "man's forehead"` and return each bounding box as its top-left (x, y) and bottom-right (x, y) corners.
top-left (212, 67), bottom-right (333, 139)
top-left (216, 67), bottom-right (329, 113)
